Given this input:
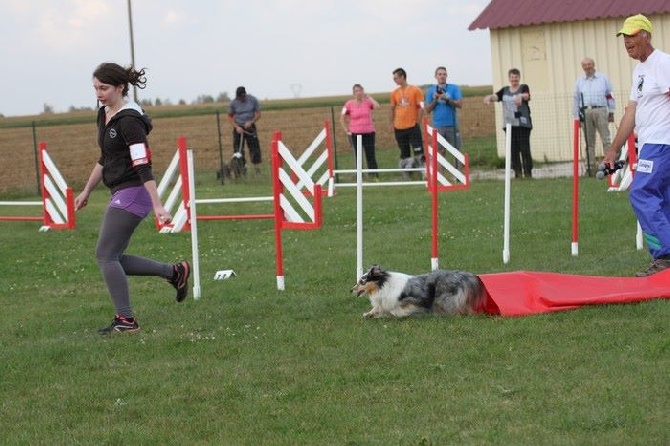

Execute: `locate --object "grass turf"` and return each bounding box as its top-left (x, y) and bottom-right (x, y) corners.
top-left (1, 169), bottom-right (668, 445)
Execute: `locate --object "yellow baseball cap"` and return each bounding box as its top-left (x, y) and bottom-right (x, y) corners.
top-left (617, 14), bottom-right (653, 36)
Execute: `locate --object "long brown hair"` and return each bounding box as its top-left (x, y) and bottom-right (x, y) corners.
top-left (93, 63), bottom-right (147, 96)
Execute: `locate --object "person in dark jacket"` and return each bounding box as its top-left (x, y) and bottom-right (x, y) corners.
top-left (75, 62), bottom-right (190, 334)
top-left (484, 68), bottom-right (533, 178)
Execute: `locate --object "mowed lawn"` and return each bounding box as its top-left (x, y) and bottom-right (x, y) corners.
top-left (1, 171), bottom-right (668, 445)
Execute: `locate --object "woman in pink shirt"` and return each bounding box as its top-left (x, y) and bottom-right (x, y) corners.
top-left (340, 84), bottom-right (380, 177)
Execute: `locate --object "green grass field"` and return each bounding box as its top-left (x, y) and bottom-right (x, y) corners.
top-left (1, 163), bottom-right (668, 444)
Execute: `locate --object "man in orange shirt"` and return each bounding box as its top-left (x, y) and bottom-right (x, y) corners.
top-left (390, 67), bottom-right (425, 178)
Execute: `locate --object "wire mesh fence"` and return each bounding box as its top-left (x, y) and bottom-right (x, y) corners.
top-left (0, 91), bottom-right (631, 194)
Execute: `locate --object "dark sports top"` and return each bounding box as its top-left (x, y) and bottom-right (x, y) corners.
top-left (96, 102), bottom-right (155, 192)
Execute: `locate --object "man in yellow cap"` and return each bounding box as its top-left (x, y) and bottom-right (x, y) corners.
top-left (603, 14), bottom-right (670, 276)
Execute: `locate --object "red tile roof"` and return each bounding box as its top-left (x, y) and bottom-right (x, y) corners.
top-left (469, 0), bottom-right (670, 30)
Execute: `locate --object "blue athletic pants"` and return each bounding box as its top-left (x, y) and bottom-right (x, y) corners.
top-left (629, 143), bottom-right (670, 259)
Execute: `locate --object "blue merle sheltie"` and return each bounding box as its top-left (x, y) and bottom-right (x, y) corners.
top-left (352, 264), bottom-right (487, 318)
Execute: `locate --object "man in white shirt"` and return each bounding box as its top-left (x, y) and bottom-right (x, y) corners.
top-left (603, 14), bottom-right (670, 276)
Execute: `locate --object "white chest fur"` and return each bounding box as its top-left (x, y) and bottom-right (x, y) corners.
top-left (369, 273), bottom-right (410, 313)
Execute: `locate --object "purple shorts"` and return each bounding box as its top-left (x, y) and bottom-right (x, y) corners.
top-left (109, 185), bottom-right (152, 218)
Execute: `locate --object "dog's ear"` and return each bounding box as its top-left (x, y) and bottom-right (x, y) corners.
top-left (369, 264), bottom-right (383, 277)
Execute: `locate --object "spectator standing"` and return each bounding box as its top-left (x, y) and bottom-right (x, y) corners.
top-left (389, 67), bottom-right (425, 178)
top-left (603, 14), bottom-right (670, 276)
top-left (75, 62), bottom-right (190, 335)
top-left (484, 68), bottom-right (533, 178)
top-left (227, 86), bottom-right (262, 176)
top-left (425, 66), bottom-right (463, 157)
top-left (573, 57), bottom-right (616, 176)
top-left (340, 84), bottom-right (380, 178)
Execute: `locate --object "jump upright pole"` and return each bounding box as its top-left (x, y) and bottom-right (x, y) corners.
top-left (502, 123), bottom-right (512, 264)
top-left (572, 118), bottom-right (580, 256)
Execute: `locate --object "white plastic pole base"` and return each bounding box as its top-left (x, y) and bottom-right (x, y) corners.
top-left (502, 249), bottom-right (510, 264)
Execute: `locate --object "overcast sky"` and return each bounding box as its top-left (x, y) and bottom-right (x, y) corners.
top-left (0, 0), bottom-right (492, 117)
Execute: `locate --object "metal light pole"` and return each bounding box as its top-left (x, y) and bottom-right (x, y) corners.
top-left (127, 0), bottom-right (138, 102)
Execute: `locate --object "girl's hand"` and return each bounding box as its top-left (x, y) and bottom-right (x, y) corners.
top-left (155, 207), bottom-right (173, 225)
top-left (74, 192), bottom-right (89, 210)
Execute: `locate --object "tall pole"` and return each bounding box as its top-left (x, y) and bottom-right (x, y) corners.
top-left (127, 0), bottom-right (138, 103)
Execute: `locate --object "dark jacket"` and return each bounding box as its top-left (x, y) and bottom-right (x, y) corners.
top-left (96, 102), bottom-right (154, 192)
top-left (495, 84), bottom-right (532, 129)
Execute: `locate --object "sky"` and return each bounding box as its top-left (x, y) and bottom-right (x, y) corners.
top-left (0, 0), bottom-right (492, 117)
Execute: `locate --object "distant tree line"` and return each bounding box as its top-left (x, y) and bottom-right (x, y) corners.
top-left (30, 92), bottom-right (232, 116)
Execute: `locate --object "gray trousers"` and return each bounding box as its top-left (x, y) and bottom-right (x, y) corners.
top-left (435, 126), bottom-right (462, 168)
top-left (95, 206), bottom-right (173, 318)
top-left (582, 107), bottom-right (611, 173)
top-left (435, 126), bottom-right (461, 150)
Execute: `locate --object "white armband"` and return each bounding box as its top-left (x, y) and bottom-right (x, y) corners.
top-left (130, 143), bottom-right (150, 166)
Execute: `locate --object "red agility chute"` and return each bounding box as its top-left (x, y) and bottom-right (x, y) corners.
top-left (476, 269), bottom-right (670, 317)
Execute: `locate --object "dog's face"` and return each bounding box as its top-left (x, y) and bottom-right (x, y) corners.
top-left (352, 264), bottom-right (386, 297)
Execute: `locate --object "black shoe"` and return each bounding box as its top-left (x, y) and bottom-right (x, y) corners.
top-left (98, 315), bottom-right (140, 335)
top-left (635, 258), bottom-right (670, 277)
top-left (168, 260), bottom-right (191, 302)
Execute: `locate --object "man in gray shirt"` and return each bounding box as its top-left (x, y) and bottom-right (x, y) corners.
top-left (573, 58), bottom-right (615, 176)
top-left (227, 86), bottom-right (262, 176)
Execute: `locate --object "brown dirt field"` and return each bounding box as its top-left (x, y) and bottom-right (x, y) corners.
top-left (0, 97), bottom-right (494, 194)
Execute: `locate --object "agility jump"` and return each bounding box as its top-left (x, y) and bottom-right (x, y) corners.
top-left (156, 138), bottom-right (276, 233)
top-left (333, 117), bottom-right (470, 193)
top-left (156, 135), bottom-right (323, 296)
top-left (349, 122), bottom-right (472, 278)
top-left (0, 142), bottom-right (76, 231)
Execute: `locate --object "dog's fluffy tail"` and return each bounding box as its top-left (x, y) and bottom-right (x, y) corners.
top-left (429, 270), bottom-right (486, 316)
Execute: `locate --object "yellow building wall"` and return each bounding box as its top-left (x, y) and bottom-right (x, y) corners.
top-left (487, 14), bottom-right (670, 162)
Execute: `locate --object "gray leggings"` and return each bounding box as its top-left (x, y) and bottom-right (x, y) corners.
top-left (96, 206), bottom-right (173, 318)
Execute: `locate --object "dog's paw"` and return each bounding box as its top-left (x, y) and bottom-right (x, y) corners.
top-left (364, 308), bottom-right (384, 318)
top-left (364, 309), bottom-right (380, 318)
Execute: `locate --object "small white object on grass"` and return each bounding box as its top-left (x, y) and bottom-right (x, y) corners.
top-left (214, 270), bottom-right (237, 280)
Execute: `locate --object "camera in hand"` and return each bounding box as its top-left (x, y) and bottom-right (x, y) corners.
top-left (596, 160), bottom-right (625, 179)
top-left (436, 85), bottom-right (444, 94)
